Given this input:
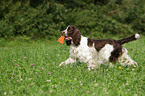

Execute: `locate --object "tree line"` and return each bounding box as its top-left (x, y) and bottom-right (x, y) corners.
top-left (0, 0), bottom-right (144, 39)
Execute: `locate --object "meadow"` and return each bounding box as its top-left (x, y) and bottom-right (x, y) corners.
top-left (0, 36), bottom-right (145, 96)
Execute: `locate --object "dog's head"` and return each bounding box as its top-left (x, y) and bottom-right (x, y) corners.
top-left (61, 25), bottom-right (81, 46)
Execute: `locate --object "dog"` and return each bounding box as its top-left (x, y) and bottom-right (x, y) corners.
top-left (59, 25), bottom-right (140, 69)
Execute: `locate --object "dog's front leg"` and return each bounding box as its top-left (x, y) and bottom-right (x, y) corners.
top-left (59, 57), bottom-right (76, 67)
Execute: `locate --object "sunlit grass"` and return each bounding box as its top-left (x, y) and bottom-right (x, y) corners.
top-left (0, 36), bottom-right (145, 96)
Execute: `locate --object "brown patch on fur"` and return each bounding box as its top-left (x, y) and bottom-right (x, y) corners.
top-left (90, 39), bottom-right (121, 52)
top-left (87, 38), bottom-right (94, 47)
top-left (109, 47), bottom-right (122, 63)
top-left (87, 39), bottom-right (123, 63)
top-left (67, 25), bottom-right (81, 46)
top-left (72, 29), bottom-right (81, 46)
top-left (88, 39), bottom-right (122, 63)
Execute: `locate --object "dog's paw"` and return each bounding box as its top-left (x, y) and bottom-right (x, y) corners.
top-left (133, 62), bottom-right (138, 67)
top-left (59, 62), bottom-right (64, 67)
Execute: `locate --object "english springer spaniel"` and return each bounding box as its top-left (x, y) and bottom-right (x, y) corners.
top-left (59, 25), bottom-right (140, 69)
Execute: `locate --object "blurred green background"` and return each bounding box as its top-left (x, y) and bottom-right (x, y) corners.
top-left (0, 0), bottom-right (144, 40)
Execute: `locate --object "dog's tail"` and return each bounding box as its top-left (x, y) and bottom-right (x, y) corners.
top-left (117, 33), bottom-right (140, 45)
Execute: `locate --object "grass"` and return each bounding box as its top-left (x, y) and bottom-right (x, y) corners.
top-left (0, 36), bottom-right (145, 96)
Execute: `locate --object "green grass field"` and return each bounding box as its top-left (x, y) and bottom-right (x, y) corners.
top-left (0, 36), bottom-right (145, 96)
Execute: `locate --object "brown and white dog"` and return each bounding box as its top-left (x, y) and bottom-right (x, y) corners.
top-left (59, 25), bottom-right (140, 69)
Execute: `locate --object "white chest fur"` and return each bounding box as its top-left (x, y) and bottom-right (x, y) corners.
top-left (69, 36), bottom-right (97, 63)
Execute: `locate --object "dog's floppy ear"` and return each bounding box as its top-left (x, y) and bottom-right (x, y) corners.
top-left (66, 40), bottom-right (71, 46)
top-left (72, 28), bottom-right (81, 46)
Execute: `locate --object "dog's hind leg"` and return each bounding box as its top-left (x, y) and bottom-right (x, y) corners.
top-left (118, 48), bottom-right (138, 67)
